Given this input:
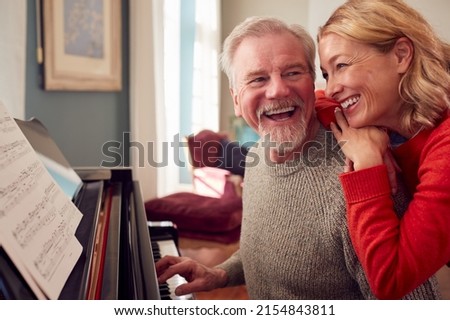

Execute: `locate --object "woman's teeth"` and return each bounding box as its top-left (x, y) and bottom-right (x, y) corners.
top-left (341, 96), bottom-right (360, 109)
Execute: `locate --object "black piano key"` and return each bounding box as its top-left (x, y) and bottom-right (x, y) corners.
top-left (152, 241), bottom-right (171, 299)
top-left (159, 285), bottom-right (170, 295)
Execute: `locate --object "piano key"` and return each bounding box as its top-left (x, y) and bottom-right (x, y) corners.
top-left (158, 284), bottom-right (171, 299)
top-left (152, 239), bottom-right (194, 300)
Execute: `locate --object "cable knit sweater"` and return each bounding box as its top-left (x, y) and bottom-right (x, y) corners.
top-left (217, 125), bottom-right (440, 299)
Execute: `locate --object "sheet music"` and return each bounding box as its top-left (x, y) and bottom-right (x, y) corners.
top-left (0, 101), bottom-right (82, 299)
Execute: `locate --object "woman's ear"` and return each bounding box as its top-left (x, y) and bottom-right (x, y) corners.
top-left (394, 37), bottom-right (413, 74)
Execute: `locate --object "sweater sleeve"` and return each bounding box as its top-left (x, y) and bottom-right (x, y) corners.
top-left (215, 250), bottom-right (246, 287)
top-left (341, 130), bottom-right (450, 300)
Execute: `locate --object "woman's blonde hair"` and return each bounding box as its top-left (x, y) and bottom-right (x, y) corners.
top-left (318, 0), bottom-right (450, 133)
top-left (220, 16), bottom-right (316, 90)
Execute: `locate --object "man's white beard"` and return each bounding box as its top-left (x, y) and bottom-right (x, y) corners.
top-left (257, 99), bottom-right (308, 156)
top-left (259, 118), bottom-right (307, 155)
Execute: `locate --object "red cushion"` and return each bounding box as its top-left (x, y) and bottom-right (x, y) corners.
top-left (186, 130), bottom-right (228, 168)
top-left (145, 192), bottom-right (242, 234)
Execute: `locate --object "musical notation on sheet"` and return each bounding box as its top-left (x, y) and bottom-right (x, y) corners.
top-left (0, 101), bottom-right (83, 299)
top-left (0, 160), bottom-right (44, 217)
top-left (0, 114), bottom-right (15, 132)
top-left (0, 140), bottom-right (30, 171)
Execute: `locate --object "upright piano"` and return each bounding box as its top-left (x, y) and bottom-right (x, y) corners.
top-left (0, 119), bottom-right (192, 300)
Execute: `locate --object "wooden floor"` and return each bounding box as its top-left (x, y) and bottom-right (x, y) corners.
top-left (178, 237), bottom-right (249, 300)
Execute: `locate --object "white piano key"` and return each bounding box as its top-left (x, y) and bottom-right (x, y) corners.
top-left (154, 239), bottom-right (194, 300)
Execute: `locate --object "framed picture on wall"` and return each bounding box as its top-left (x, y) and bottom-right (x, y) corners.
top-left (43, 0), bottom-right (122, 91)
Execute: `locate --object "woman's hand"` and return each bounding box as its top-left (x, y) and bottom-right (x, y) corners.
top-left (330, 108), bottom-right (399, 193)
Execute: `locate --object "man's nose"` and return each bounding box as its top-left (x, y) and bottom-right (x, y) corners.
top-left (266, 76), bottom-right (290, 99)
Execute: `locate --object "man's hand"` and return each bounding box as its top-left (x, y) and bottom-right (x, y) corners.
top-left (156, 255), bottom-right (228, 296)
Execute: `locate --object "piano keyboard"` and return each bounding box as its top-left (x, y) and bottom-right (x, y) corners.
top-left (152, 239), bottom-right (194, 300)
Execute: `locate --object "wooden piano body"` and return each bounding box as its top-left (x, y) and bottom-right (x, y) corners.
top-left (67, 167), bottom-right (161, 300)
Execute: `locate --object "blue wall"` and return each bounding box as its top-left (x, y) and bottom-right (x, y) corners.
top-left (25, 0), bottom-right (130, 167)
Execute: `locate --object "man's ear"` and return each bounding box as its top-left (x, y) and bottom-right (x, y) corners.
top-left (230, 87), bottom-right (242, 117)
top-left (394, 37), bottom-right (413, 74)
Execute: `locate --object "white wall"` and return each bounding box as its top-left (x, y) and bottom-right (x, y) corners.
top-left (0, 1), bottom-right (27, 119)
top-left (407, 0), bottom-right (450, 41)
top-left (220, 0), bottom-right (450, 132)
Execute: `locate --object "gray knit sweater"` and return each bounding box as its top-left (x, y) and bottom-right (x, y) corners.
top-left (217, 126), bottom-right (440, 299)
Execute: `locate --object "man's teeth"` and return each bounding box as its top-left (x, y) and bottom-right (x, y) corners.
top-left (264, 106), bottom-right (295, 116)
top-left (341, 96), bottom-right (360, 109)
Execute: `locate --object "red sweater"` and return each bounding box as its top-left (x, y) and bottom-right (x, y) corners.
top-left (339, 116), bottom-right (450, 299)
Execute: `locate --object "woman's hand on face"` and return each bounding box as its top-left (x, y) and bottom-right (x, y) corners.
top-left (330, 108), bottom-right (399, 194)
top-left (330, 108), bottom-right (388, 171)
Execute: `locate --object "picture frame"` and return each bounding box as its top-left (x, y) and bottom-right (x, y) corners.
top-left (43, 0), bottom-right (122, 91)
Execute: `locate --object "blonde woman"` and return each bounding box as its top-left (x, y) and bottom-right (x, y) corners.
top-left (318, 0), bottom-right (450, 299)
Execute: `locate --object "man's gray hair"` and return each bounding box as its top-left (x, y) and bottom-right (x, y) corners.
top-left (219, 16), bottom-right (316, 89)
